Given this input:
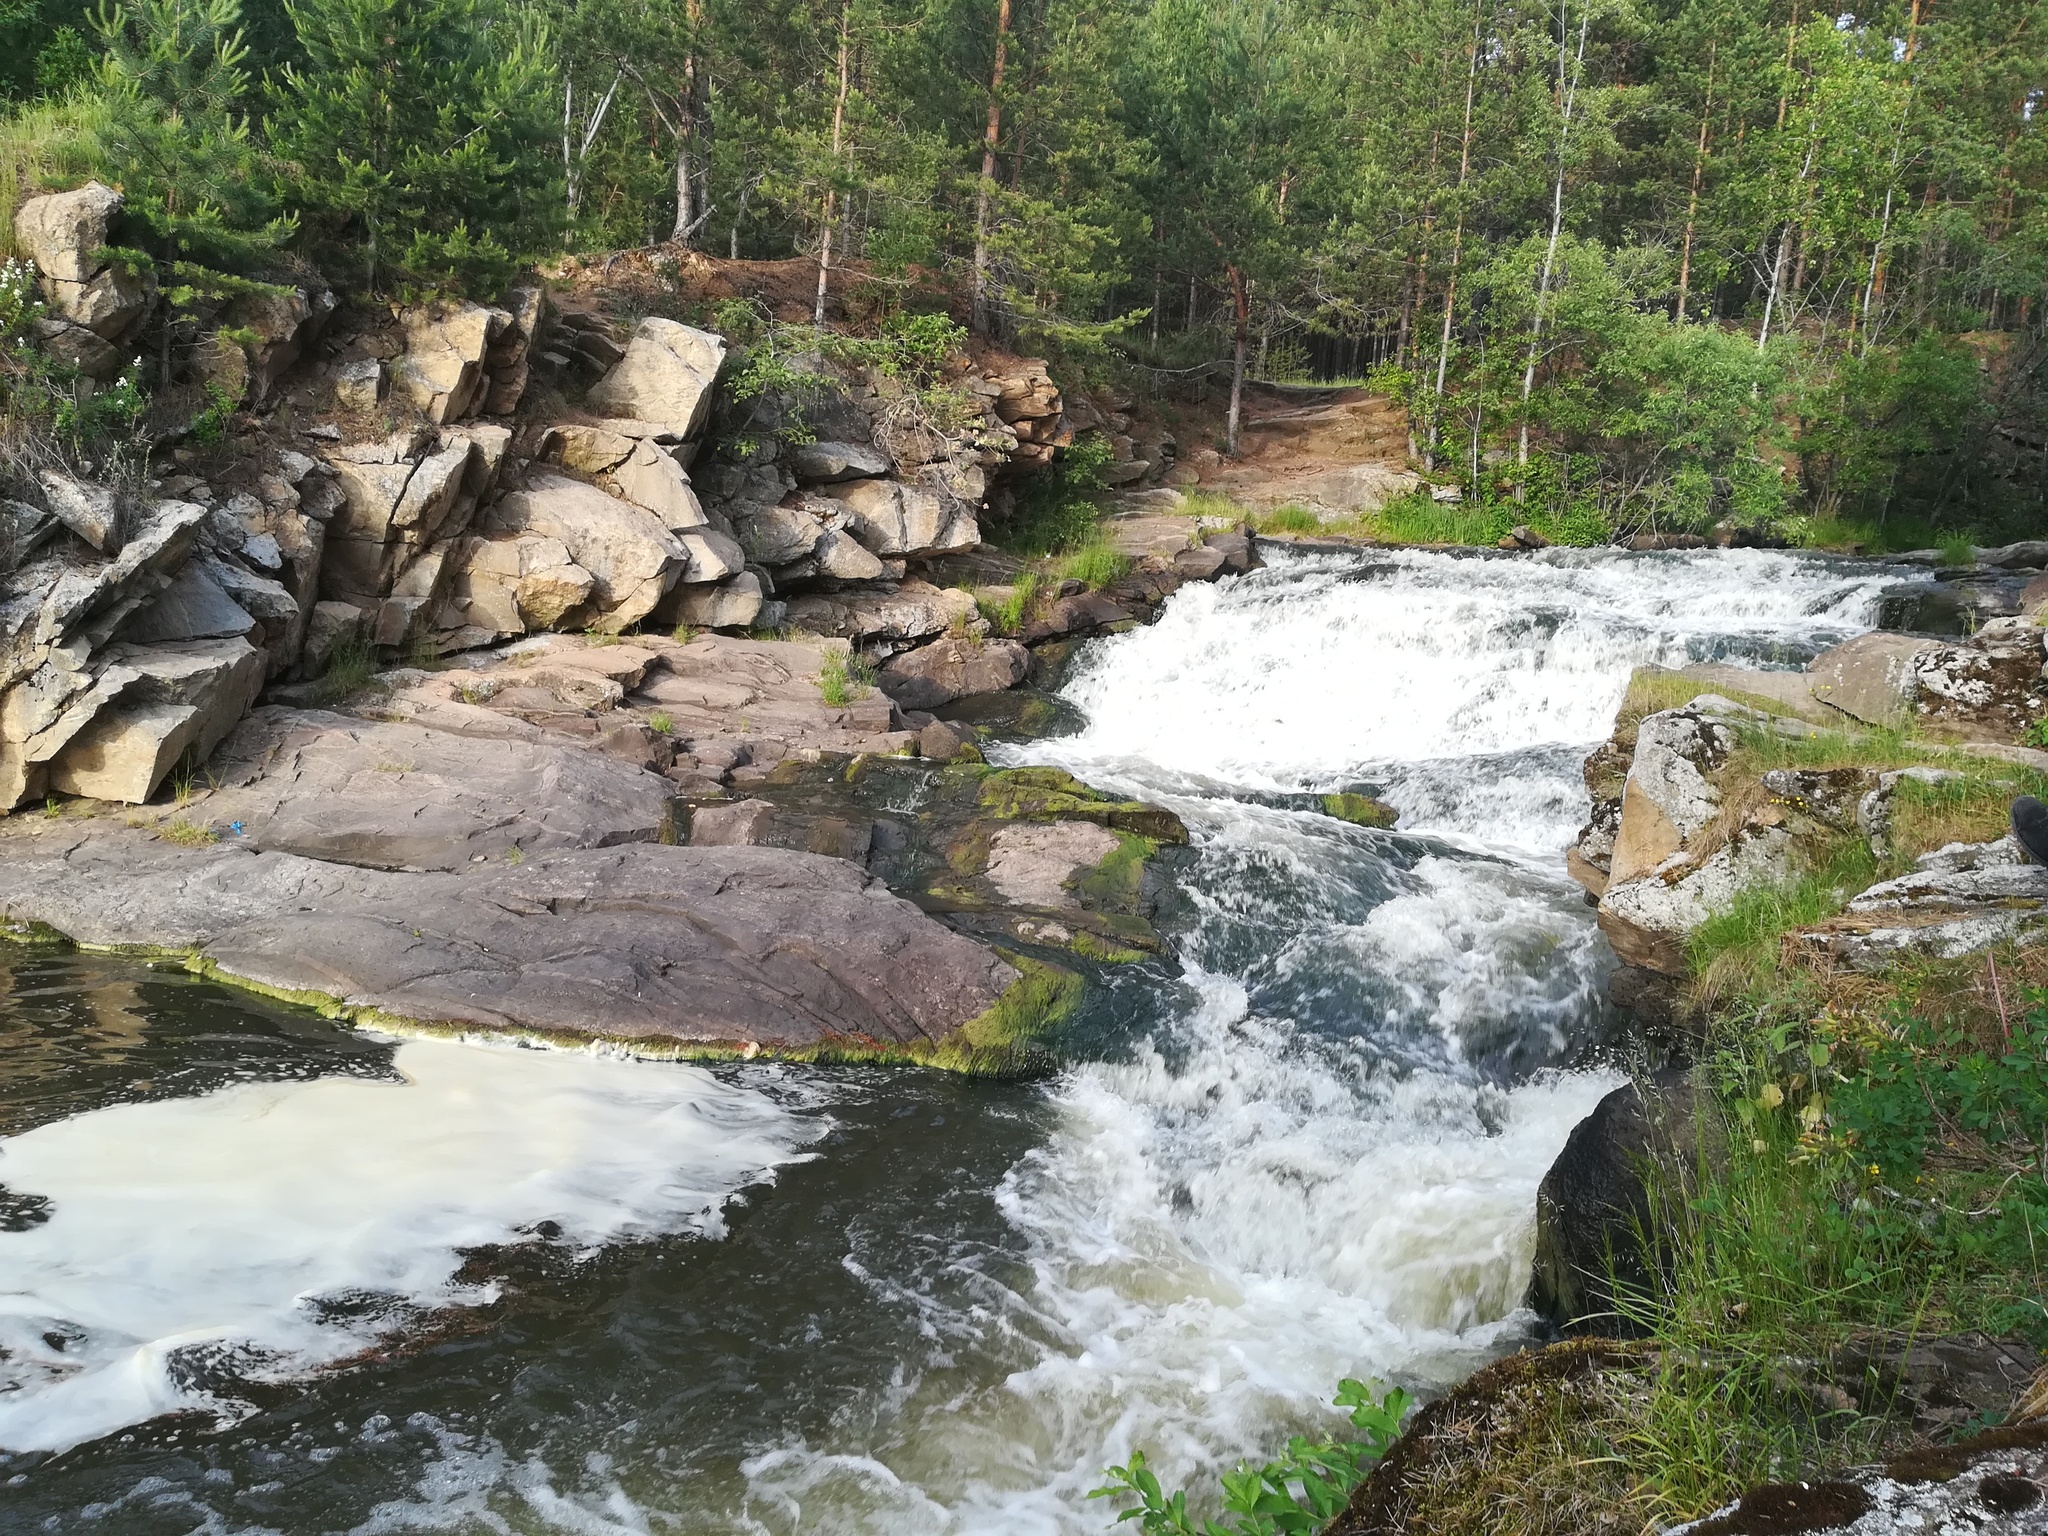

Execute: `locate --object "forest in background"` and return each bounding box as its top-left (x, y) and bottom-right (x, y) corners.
top-left (0, 0), bottom-right (2042, 544)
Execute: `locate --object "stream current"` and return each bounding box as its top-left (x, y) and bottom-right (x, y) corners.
top-left (0, 546), bottom-right (1915, 1533)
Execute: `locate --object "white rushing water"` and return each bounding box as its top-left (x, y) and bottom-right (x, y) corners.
top-left (722, 547), bottom-right (1903, 1533)
top-left (0, 544), bottom-right (1908, 1534)
top-left (0, 1038), bottom-right (820, 1455)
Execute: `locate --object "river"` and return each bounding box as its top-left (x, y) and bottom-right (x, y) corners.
top-left (0, 545), bottom-right (1913, 1533)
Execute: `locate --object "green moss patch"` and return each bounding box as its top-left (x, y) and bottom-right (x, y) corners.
top-left (1321, 792), bottom-right (1398, 828)
top-left (973, 765), bottom-right (1188, 842)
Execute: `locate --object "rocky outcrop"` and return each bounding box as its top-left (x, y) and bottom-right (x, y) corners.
top-left (586, 316), bottom-right (727, 436)
top-left (393, 300), bottom-right (516, 424)
top-left (878, 636), bottom-right (1029, 710)
top-left (0, 826), bottom-right (1045, 1065)
top-left (202, 706), bottom-right (679, 869)
top-left (1755, 623), bottom-right (2048, 739)
top-left (1591, 699), bottom-right (1819, 980)
top-left (14, 182), bottom-right (154, 377)
top-left (1798, 836), bottom-right (2048, 971)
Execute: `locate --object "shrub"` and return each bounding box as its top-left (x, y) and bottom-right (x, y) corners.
top-left (1092, 1378), bottom-right (1412, 1534)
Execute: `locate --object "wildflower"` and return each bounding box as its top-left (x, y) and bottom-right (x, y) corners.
top-left (1867, 1163), bottom-right (1882, 1177)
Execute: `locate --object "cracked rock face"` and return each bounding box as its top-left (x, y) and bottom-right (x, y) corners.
top-left (1799, 836), bottom-right (2048, 971)
top-left (201, 706), bottom-right (679, 871)
top-left (0, 831), bottom-right (1019, 1057)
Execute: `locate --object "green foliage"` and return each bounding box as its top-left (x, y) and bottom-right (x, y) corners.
top-left (1255, 506), bottom-right (1321, 535)
top-left (978, 568), bottom-right (1043, 633)
top-left (1091, 1379), bottom-right (1412, 1535)
top-left (816, 646), bottom-right (875, 707)
top-left (88, 0), bottom-right (294, 270)
top-left (1831, 1003), bottom-right (2048, 1187)
top-left (996, 432), bottom-right (1113, 557)
top-left (186, 379), bottom-right (236, 443)
top-left (1054, 532), bottom-right (1129, 589)
top-left (271, 0), bottom-right (557, 293)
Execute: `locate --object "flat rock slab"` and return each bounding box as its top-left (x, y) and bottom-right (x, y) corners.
top-left (201, 707), bottom-right (678, 870)
top-left (0, 830), bottom-right (1020, 1058)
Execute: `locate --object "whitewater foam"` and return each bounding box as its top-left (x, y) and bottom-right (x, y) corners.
top-left (0, 1037), bottom-right (819, 1454)
top-left (1040, 546), bottom-right (1903, 850)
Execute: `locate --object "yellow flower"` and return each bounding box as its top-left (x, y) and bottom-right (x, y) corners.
top-left (1867, 1163), bottom-right (1882, 1177)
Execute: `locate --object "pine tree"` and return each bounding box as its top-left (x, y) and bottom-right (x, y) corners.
top-left (270, 0), bottom-right (559, 293)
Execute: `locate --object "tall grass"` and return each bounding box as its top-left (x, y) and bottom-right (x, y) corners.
top-left (0, 98), bottom-right (101, 255)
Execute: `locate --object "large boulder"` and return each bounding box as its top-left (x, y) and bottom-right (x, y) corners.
top-left (784, 579), bottom-right (976, 643)
top-left (202, 707), bottom-right (677, 869)
top-left (1806, 633), bottom-right (1942, 725)
top-left (489, 471), bottom-right (685, 630)
top-left (1911, 620), bottom-right (2047, 738)
top-left (830, 478), bottom-right (978, 557)
top-left (878, 636), bottom-right (1029, 710)
top-left (791, 440), bottom-right (891, 483)
top-left (392, 301), bottom-right (511, 423)
top-left (0, 830), bottom-right (1034, 1066)
top-left (1528, 1073), bottom-right (1721, 1333)
top-left (734, 503), bottom-right (826, 566)
top-left (44, 637), bottom-right (265, 803)
top-left (670, 571), bottom-right (765, 631)
top-left (319, 428), bottom-right (509, 608)
top-left (118, 560), bottom-right (258, 643)
top-left (14, 182), bottom-right (154, 347)
top-left (586, 318), bottom-right (726, 437)
top-left (611, 439), bottom-right (708, 530)
top-left (1806, 625), bottom-right (2048, 738)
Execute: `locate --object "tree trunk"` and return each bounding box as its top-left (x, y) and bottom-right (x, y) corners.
top-left (814, 0), bottom-right (850, 326)
top-left (1674, 44), bottom-right (1716, 320)
top-left (1757, 134), bottom-right (1815, 350)
top-left (1428, 0), bottom-right (1483, 469)
top-left (969, 0), bottom-right (1014, 335)
top-left (1226, 263), bottom-right (1249, 456)
top-left (1516, 0), bottom-right (1591, 490)
top-left (671, 0), bottom-right (714, 244)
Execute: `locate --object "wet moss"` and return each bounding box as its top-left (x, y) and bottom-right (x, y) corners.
top-left (974, 766), bottom-right (1188, 843)
top-left (1321, 792), bottom-right (1399, 829)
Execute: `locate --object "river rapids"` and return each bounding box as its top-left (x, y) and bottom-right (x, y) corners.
top-left (0, 546), bottom-right (1911, 1533)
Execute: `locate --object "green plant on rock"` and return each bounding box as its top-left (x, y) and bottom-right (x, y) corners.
top-left (1092, 1379), bottom-right (1412, 1535)
top-left (816, 647), bottom-right (875, 706)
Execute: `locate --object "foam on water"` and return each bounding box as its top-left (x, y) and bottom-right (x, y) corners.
top-left (0, 1037), bottom-right (819, 1455)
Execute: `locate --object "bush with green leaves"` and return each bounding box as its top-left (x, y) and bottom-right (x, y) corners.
top-left (996, 432), bottom-right (1113, 556)
top-left (1092, 1378), bottom-right (1412, 1536)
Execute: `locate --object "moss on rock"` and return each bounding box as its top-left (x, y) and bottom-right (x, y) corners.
top-left (1322, 792), bottom-right (1399, 828)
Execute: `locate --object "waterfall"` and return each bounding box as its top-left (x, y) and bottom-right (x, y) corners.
top-left (0, 545), bottom-right (1907, 1533)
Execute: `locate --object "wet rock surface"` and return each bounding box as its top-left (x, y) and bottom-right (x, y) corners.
top-left (1527, 1072), bottom-right (1722, 1334)
top-left (0, 829), bottom-right (1022, 1060)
